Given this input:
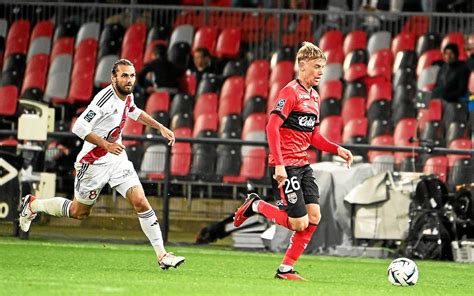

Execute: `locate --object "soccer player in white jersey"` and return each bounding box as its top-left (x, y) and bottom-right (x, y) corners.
top-left (19, 59), bottom-right (185, 270)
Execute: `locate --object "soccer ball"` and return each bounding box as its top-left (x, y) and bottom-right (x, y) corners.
top-left (387, 257), bottom-right (419, 286)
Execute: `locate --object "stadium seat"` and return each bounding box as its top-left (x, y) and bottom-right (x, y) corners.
top-left (420, 121), bottom-right (444, 147)
top-left (196, 73), bottom-right (221, 96)
top-left (44, 73), bottom-right (70, 102)
top-left (245, 59), bottom-right (270, 86)
top-left (344, 81), bottom-right (367, 99)
top-left (98, 23), bottom-right (125, 60)
top-left (393, 118), bottom-right (418, 164)
top-left (147, 25), bottom-right (170, 45)
top-left (391, 32), bottom-right (416, 55)
top-left (0, 19), bottom-right (7, 39)
top-left (68, 71), bottom-right (94, 105)
top-left (368, 135), bottom-right (394, 162)
top-left (194, 93), bottom-right (218, 120)
top-left (170, 112), bottom-right (193, 130)
top-left (320, 115), bottom-right (343, 144)
top-left (319, 80), bottom-right (342, 101)
top-left (343, 63), bottom-right (367, 82)
top-left (242, 113), bottom-right (266, 139)
top-left (170, 93), bottom-right (194, 118)
top-left (53, 22), bottom-right (78, 42)
top-left (269, 61), bottom-right (294, 86)
top-left (442, 102), bottom-right (469, 130)
top-left (215, 28), bottom-right (241, 59)
top-left (216, 144), bottom-right (241, 176)
top-left (343, 49), bottom-right (368, 72)
top-left (171, 127), bottom-right (192, 177)
top-left (416, 49), bottom-right (442, 76)
top-left (140, 145), bottom-right (166, 180)
top-left (30, 20), bottom-right (53, 40)
top-left (0, 70), bottom-right (22, 89)
top-left (143, 39), bottom-right (167, 64)
top-left (25, 53), bottom-right (48, 75)
top-left (26, 37), bottom-right (51, 61)
top-left (367, 100), bottom-right (391, 124)
top-left (22, 70), bottom-right (47, 95)
top-left (393, 50), bottom-right (417, 73)
top-left (441, 32), bottom-right (466, 60)
top-left (219, 113), bottom-right (242, 139)
top-left (4, 20), bottom-right (30, 57)
top-left (320, 63), bottom-right (342, 85)
top-left (270, 46), bottom-right (295, 69)
top-left (74, 39), bottom-right (98, 63)
top-left (447, 139), bottom-right (472, 167)
top-left (193, 113), bottom-right (218, 137)
top-left (179, 72), bottom-right (196, 96)
top-left (0, 85), bottom-right (18, 116)
top-left (367, 81), bottom-right (392, 109)
top-left (122, 117), bottom-right (144, 146)
top-left (446, 122), bottom-right (469, 146)
top-left (393, 85), bottom-right (415, 110)
top-left (192, 26), bottom-right (218, 56)
top-left (266, 83), bottom-right (284, 115)
top-left (342, 117), bottom-right (368, 144)
top-left (222, 59), bottom-right (246, 79)
top-left (448, 159), bottom-right (473, 188)
top-left (168, 42), bottom-right (191, 71)
top-left (343, 31), bottom-right (367, 56)
top-left (325, 47), bottom-right (344, 65)
top-left (218, 76), bottom-right (245, 119)
top-left (417, 65), bottom-right (440, 91)
top-left (243, 96), bottom-right (266, 121)
top-left (75, 22), bottom-right (100, 47)
top-left (416, 33), bottom-right (441, 57)
top-left (50, 38), bottom-right (74, 62)
top-left (367, 31), bottom-right (391, 57)
top-left (121, 22), bottom-right (147, 72)
top-left (369, 119), bottom-right (392, 140)
top-left (48, 54), bottom-right (72, 79)
top-left (319, 30), bottom-right (343, 52)
top-left (191, 141), bottom-right (218, 181)
top-left (146, 91), bottom-right (170, 114)
top-left (368, 49), bottom-right (393, 72)
top-left (94, 55), bottom-right (118, 88)
top-left (244, 79), bottom-right (268, 102)
top-left (320, 98), bottom-right (341, 120)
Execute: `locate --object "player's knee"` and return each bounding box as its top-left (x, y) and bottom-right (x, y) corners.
top-left (133, 197), bottom-right (150, 213)
top-left (290, 219), bottom-right (309, 232)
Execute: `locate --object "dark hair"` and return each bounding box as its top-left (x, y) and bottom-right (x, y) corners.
top-left (444, 43), bottom-right (459, 59)
top-left (112, 59), bottom-right (134, 76)
top-left (152, 44), bottom-right (167, 58)
top-left (195, 47), bottom-right (210, 58)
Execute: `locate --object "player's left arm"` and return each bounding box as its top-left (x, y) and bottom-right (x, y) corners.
top-left (310, 126), bottom-right (353, 168)
top-left (136, 111), bottom-right (175, 146)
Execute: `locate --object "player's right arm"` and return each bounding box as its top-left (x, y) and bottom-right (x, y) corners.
top-left (266, 87), bottom-right (297, 187)
top-left (71, 104), bottom-right (124, 155)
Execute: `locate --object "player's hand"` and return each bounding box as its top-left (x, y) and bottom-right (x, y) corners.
top-left (159, 126), bottom-right (175, 146)
top-left (106, 142), bottom-right (125, 155)
top-left (273, 165), bottom-right (287, 188)
top-left (337, 146), bottom-right (353, 168)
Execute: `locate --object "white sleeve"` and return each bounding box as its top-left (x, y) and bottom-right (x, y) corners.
top-left (72, 105), bottom-right (103, 140)
top-left (127, 102), bottom-right (143, 121)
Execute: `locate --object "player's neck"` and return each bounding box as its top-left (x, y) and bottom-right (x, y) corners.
top-left (112, 84), bottom-right (127, 101)
top-left (296, 78), bottom-right (312, 93)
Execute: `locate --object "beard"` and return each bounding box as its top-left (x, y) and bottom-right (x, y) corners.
top-left (116, 83), bottom-right (134, 95)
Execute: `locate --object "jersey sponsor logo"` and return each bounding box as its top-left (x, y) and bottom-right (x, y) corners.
top-left (298, 115), bottom-right (316, 128)
top-left (84, 110), bottom-right (96, 122)
top-left (287, 192), bottom-right (298, 204)
top-left (299, 94), bottom-right (310, 99)
top-left (276, 98), bottom-right (286, 111)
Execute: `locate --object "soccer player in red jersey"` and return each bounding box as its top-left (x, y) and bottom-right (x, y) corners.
top-left (234, 42), bottom-right (353, 281)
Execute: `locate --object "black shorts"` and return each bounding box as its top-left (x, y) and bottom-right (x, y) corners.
top-left (270, 164), bottom-right (320, 218)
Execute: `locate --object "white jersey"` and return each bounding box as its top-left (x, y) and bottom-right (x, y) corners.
top-left (72, 84), bottom-right (143, 165)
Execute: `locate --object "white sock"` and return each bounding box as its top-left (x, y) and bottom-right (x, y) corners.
top-left (138, 209), bottom-right (166, 258)
top-left (252, 200), bottom-right (260, 212)
top-left (278, 264), bottom-right (293, 273)
top-left (30, 197), bottom-right (72, 217)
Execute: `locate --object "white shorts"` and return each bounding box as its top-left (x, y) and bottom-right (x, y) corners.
top-left (74, 159), bottom-right (141, 205)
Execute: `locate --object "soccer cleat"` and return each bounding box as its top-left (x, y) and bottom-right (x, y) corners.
top-left (19, 194), bottom-right (38, 232)
top-left (233, 193), bottom-right (261, 227)
top-left (275, 269), bottom-right (307, 281)
top-left (158, 252), bottom-right (185, 270)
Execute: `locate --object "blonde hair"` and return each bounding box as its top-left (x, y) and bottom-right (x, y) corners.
top-left (296, 41), bottom-right (326, 63)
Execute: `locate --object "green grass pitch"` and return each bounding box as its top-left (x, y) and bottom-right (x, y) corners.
top-left (0, 238), bottom-right (473, 296)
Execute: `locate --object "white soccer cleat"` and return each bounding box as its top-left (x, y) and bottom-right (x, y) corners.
top-left (19, 194), bottom-right (38, 232)
top-left (158, 252), bottom-right (185, 270)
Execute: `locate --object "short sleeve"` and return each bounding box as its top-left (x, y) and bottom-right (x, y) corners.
top-left (269, 87), bottom-right (297, 120)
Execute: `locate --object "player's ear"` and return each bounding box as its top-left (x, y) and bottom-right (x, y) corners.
top-left (299, 60), bottom-right (305, 71)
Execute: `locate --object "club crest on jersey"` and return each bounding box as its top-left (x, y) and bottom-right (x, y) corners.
top-left (276, 98), bottom-right (286, 111)
top-left (287, 192), bottom-right (298, 204)
top-left (298, 116), bottom-right (316, 128)
top-left (84, 110), bottom-right (96, 122)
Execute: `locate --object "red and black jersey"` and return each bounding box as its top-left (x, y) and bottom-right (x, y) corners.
top-left (268, 79), bottom-right (320, 167)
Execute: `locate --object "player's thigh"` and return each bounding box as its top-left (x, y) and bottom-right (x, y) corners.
top-left (74, 162), bottom-right (108, 206)
top-left (270, 166), bottom-right (307, 219)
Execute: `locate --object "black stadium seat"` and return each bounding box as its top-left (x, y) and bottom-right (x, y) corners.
top-left (168, 41), bottom-right (191, 71)
top-left (242, 96), bottom-right (266, 121)
top-left (196, 73), bottom-right (221, 97)
top-left (170, 93), bottom-right (194, 118)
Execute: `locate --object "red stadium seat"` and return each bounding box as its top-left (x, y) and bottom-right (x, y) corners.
top-left (68, 72), bottom-right (94, 105)
top-left (368, 135), bottom-right (394, 162)
top-left (193, 113), bottom-right (218, 137)
top-left (194, 93), bottom-right (218, 120)
top-left (319, 80), bottom-right (342, 101)
top-left (25, 54), bottom-right (49, 74)
top-left (368, 49), bottom-right (393, 70)
top-left (269, 61), bottom-right (294, 86)
top-left (343, 31), bottom-right (367, 56)
top-left (441, 32), bottom-right (467, 61)
top-left (343, 117), bottom-right (368, 143)
top-left (367, 81), bottom-right (392, 109)
top-left (320, 115), bottom-right (343, 144)
top-left (244, 78), bottom-right (268, 102)
top-left (242, 113), bottom-right (266, 138)
top-left (218, 76), bottom-right (245, 119)
top-left (145, 91), bottom-right (170, 114)
top-left (192, 26), bottom-right (218, 56)
top-left (319, 30), bottom-right (343, 52)
top-left (394, 118), bottom-right (418, 164)
top-left (344, 63), bottom-right (367, 82)
top-left (74, 39), bottom-right (98, 63)
top-left (325, 47), bottom-right (344, 65)
top-left (22, 71), bottom-right (47, 94)
top-left (30, 20), bottom-right (54, 40)
top-left (171, 127), bottom-right (192, 176)
top-left (246, 59), bottom-right (270, 86)
top-left (122, 117), bottom-right (144, 146)
top-left (391, 32), bottom-right (416, 55)
top-left (224, 147), bottom-right (267, 183)
top-left (423, 156), bottom-right (448, 182)
top-left (121, 23), bottom-right (147, 72)
top-left (447, 139), bottom-right (472, 167)
top-left (0, 86), bottom-right (18, 116)
top-left (416, 49), bottom-right (442, 76)
top-left (50, 37), bottom-right (74, 63)
top-left (215, 28), bottom-right (241, 59)
top-left (266, 83), bottom-right (284, 115)
top-left (179, 73), bottom-right (197, 96)
top-left (341, 97), bottom-right (366, 125)
top-left (5, 20), bottom-right (30, 57)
